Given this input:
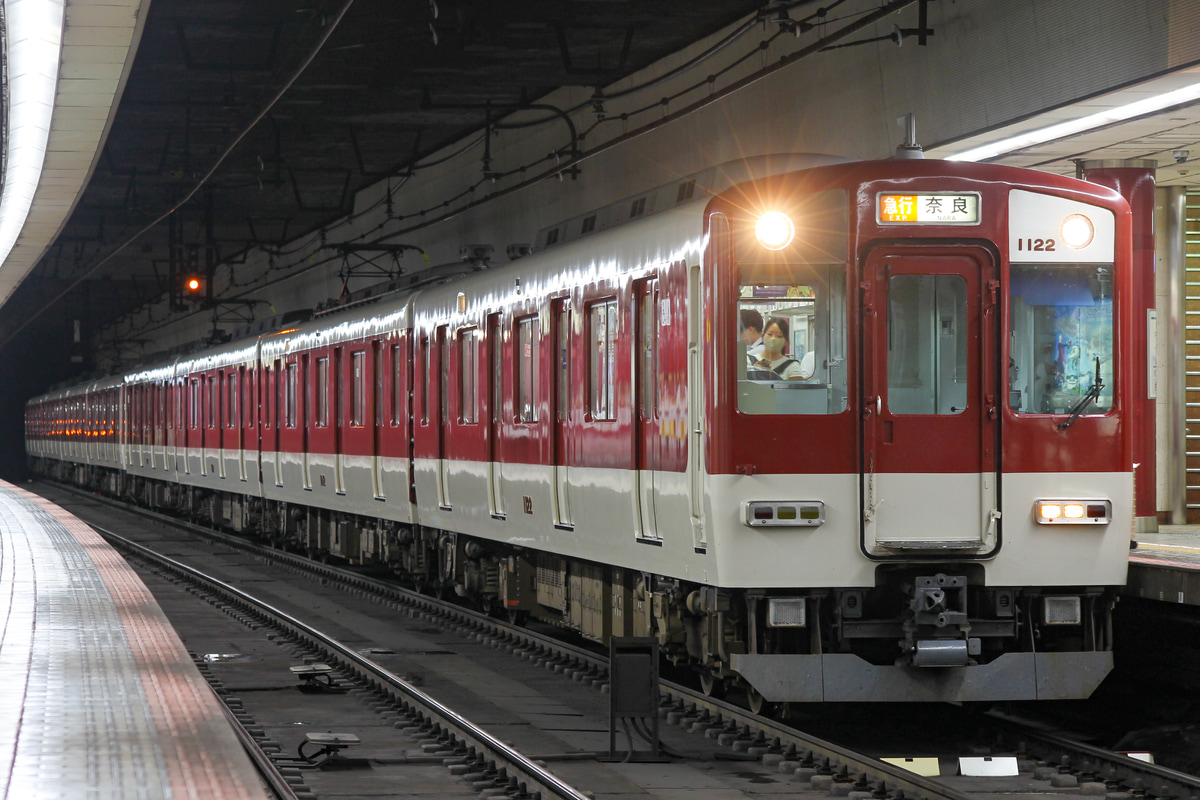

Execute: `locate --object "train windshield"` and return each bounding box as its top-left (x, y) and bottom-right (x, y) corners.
top-left (1008, 263), bottom-right (1113, 415)
top-left (736, 261), bottom-right (848, 415)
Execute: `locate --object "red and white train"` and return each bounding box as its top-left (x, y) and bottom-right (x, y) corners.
top-left (26, 155), bottom-right (1133, 705)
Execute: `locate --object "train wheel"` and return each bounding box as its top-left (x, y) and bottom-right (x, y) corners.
top-left (699, 670), bottom-right (725, 699)
top-left (746, 687), bottom-right (775, 717)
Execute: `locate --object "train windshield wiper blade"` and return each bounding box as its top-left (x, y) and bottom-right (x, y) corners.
top-left (1057, 357), bottom-right (1104, 431)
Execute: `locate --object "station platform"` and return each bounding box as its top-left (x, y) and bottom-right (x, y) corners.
top-left (0, 479), bottom-right (266, 799)
top-left (1126, 527), bottom-right (1200, 607)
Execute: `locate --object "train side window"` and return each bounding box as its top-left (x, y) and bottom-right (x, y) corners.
top-left (373, 343), bottom-right (383, 427)
top-left (438, 328), bottom-right (450, 427)
top-left (245, 370), bottom-right (254, 428)
top-left (316, 357), bottom-right (329, 427)
top-left (350, 350), bottom-right (365, 427)
top-left (489, 314), bottom-right (503, 422)
top-left (460, 327), bottom-right (478, 424)
top-left (189, 379), bottom-right (199, 429)
top-left (1008, 263), bottom-right (1113, 415)
top-left (588, 299), bottom-right (618, 421)
top-left (421, 333), bottom-right (431, 425)
top-left (286, 362), bottom-right (297, 428)
top-left (391, 343), bottom-right (402, 426)
top-left (227, 372), bottom-right (239, 429)
top-left (207, 376), bottom-right (217, 429)
top-left (516, 316), bottom-right (539, 423)
top-left (556, 307), bottom-right (570, 422)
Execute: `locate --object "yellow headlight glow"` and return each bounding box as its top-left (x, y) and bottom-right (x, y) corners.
top-left (1060, 214), bottom-right (1095, 249)
top-left (1039, 503), bottom-right (1063, 521)
top-left (755, 211), bottom-right (795, 251)
top-left (1034, 498), bottom-right (1112, 525)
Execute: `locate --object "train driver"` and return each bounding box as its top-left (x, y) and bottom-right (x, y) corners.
top-left (739, 308), bottom-right (765, 360)
top-left (751, 316), bottom-right (813, 380)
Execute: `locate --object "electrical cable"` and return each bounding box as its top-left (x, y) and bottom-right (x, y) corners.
top-left (88, 0), bottom-right (919, 352)
top-left (0, 0), bottom-right (360, 350)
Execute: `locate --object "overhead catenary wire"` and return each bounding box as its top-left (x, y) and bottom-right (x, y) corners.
top-left (91, 0), bottom-right (921, 354)
top-left (0, 0), bottom-right (361, 350)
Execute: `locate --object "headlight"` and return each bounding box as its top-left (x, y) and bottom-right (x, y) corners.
top-left (1060, 214), bottom-right (1095, 249)
top-left (755, 211), bottom-right (795, 250)
top-left (1034, 499), bottom-right (1111, 525)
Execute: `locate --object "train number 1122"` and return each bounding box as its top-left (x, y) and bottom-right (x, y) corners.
top-left (1017, 238), bottom-right (1056, 252)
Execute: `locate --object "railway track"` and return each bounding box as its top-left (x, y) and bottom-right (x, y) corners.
top-left (43, 481), bottom-right (1200, 800)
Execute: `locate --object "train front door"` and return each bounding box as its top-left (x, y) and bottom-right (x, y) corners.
top-left (860, 247), bottom-right (1000, 554)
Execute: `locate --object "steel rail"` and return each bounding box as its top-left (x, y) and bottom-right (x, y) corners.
top-left (63, 488), bottom-right (972, 800)
top-left (209, 684), bottom-right (304, 800)
top-left (986, 715), bottom-right (1200, 800)
top-left (46, 483), bottom-right (1200, 800)
top-left (93, 523), bottom-right (593, 800)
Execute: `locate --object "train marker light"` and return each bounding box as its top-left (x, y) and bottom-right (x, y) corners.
top-left (755, 211), bottom-right (795, 250)
top-left (745, 500), bottom-right (824, 527)
top-left (1035, 499), bottom-right (1111, 525)
top-left (1060, 214), bottom-right (1094, 249)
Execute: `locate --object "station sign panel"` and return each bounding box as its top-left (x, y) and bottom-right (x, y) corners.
top-left (877, 193), bottom-right (980, 224)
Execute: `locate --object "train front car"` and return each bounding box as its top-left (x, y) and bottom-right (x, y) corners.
top-left (704, 160), bottom-right (1132, 703)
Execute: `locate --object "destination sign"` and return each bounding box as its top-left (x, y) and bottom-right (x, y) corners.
top-left (878, 193), bottom-right (980, 224)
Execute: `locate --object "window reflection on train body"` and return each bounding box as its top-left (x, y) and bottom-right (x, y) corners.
top-left (1008, 264), bottom-right (1113, 415)
top-left (736, 262), bottom-right (847, 415)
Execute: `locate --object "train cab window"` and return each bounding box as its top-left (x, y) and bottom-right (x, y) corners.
top-left (1009, 263), bottom-right (1113, 415)
top-left (887, 275), bottom-right (968, 415)
top-left (517, 316), bottom-right (540, 423)
top-left (459, 327), bottom-right (478, 424)
top-left (588, 300), bottom-right (617, 421)
top-left (736, 268), bottom-right (847, 415)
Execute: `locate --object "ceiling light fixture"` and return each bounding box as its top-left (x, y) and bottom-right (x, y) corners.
top-left (0, 0), bottom-right (66, 271)
top-left (945, 80), bottom-right (1200, 162)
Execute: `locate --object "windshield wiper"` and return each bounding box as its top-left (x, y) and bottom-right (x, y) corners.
top-left (1057, 356), bottom-right (1104, 430)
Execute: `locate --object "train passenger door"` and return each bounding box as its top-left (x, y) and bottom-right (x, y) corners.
top-left (551, 299), bottom-right (573, 528)
top-left (273, 361), bottom-right (284, 486)
top-left (301, 355), bottom-right (311, 490)
top-left (334, 347), bottom-right (346, 494)
top-left (487, 314), bottom-right (505, 517)
top-left (860, 247), bottom-right (1000, 554)
top-left (372, 341), bottom-right (384, 498)
top-left (436, 325), bottom-right (451, 509)
top-left (634, 278), bottom-right (661, 541)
